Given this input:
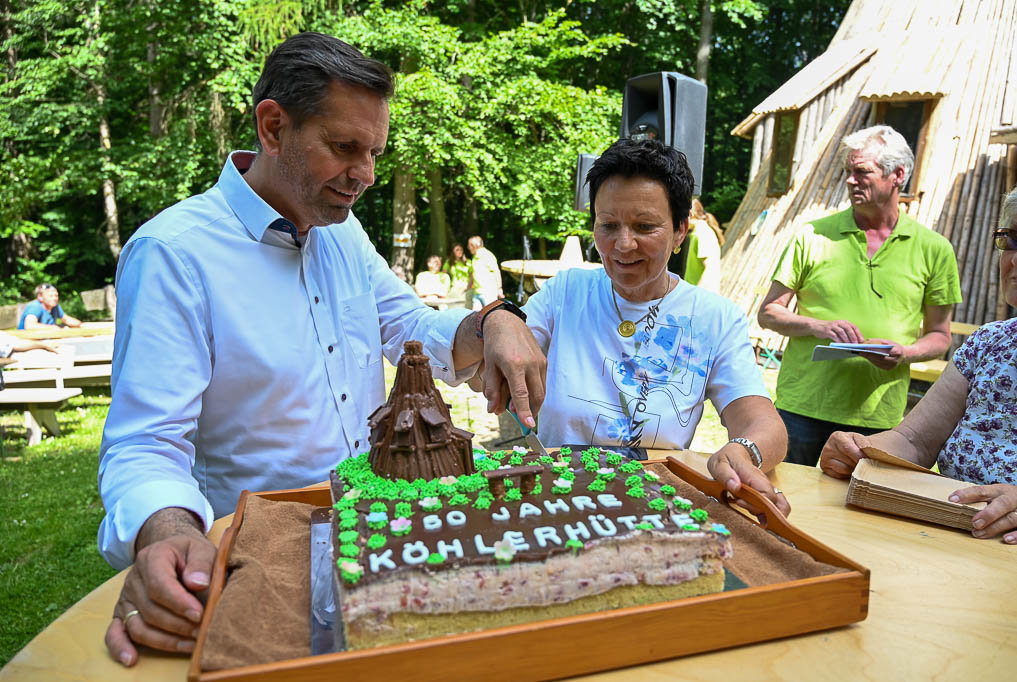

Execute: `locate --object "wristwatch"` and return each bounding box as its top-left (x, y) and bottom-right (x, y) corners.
top-left (729, 437), bottom-right (763, 468)
top-left (474, 299), bottom-right (527, 339)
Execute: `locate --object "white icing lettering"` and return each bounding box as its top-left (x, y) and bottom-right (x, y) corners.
top-left (423, 514), bottom-right (442, 531)
top-left (492, 506), bottom-right (511, 521)
top-left (671, 513), bottom-right (693, 526)
top-left (518, 502), bottom-right (542, 519)
top-left (369, 549), bottom-right (396, 573)
top-left (563, 522), bottom-right (591, 542)
top-left (597, 494), bottom-right (623, 508)
top-left (616, 515), bottom-right (638, 530)
top-left (534, 526), bottom-right (564, 548)
top-left (437, 538), bottom-right (464, 560)
top-left (446, 510), bottom-right (467, 527)
top-left (571, 495), bottom-right (596, 511)
top-left (503, 530), bottom-right (531, 551)
top-left (589, 514), bottom-right (617, 537)
top-left (641, 514), bottom-right (665, 529)
top-left (474, 534), bottom-right (496, 555)
top-left (402, 541), bottom-right (430, 565)
top-left (543, 498), bottom-right (570, 515)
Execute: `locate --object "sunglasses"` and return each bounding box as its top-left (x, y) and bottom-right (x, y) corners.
top-left (993, 229), bottom-right (1017, 251)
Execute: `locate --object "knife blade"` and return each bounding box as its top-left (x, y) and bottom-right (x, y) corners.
top-left (505, 402), bottom-right (549, 458)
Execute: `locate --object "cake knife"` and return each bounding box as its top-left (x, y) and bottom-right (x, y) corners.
top-left (506, 401), bottom-right (549, 458)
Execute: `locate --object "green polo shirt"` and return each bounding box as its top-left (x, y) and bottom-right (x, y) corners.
top-left (772, 209), bottom-right (961, 429)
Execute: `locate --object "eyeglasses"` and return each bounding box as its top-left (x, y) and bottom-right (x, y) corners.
top-left (993, 229), bottom-right (1017, 251)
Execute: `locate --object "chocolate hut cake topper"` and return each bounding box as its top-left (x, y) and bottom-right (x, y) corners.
top-left (367, 340), bottom-right (475, 480)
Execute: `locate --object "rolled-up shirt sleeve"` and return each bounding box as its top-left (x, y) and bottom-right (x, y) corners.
top-left (361, 226), bottom-right (474, 385)
top-left (98, 237), bottom-right (215, 569)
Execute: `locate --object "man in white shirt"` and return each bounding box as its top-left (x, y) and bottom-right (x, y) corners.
top-left (102, 32), bottom-right (545, 667)
top-left (467, 235), bottom-right (503, 308)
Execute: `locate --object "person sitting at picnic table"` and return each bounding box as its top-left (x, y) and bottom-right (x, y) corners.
top-left (0, 330), bottom-right (58, 357)
top-left (820, 187), bottom-right (1017, 545)
top-left (18, 283), bottom-right (81, 329)
top-left (519, 138), bottom-right (789, 515)
top-left (414, 254), bottom-right (451, 299)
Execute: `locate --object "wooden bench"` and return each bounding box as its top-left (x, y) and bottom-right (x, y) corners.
top-left (907, 321), bottom-right (981, 385)
top-left (0, 387), bottom-right (83, 445)
top-left (0, 364), bottom-right (112, 389)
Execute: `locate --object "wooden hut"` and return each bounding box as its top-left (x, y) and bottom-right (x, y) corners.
top-left (721, 0), bottom-right (1017, 342)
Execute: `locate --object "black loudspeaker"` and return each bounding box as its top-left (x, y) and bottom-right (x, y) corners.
top-left (620, 72), bottom-right (706, 195)
top-left (573, 153), bottom-right (599, 212)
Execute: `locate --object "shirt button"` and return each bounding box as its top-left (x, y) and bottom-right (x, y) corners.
top-left (314, 296), bottom-right (319, 304)
top-left (354, 440), bottom-right (360, 448)
top-left (341, 393), bottom-right (347, 402)
top-left (328, 345), bottom-right (334, 353)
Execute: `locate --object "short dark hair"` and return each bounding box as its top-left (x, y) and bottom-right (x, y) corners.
top-left (252, 32), bottom-right (394, 137)
top-left (586, 138), bottom-right (695, 230)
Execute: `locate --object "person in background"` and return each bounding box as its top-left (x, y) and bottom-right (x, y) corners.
top-left (684, 198), bottom-right (724, 292)
top-left (18, 283), bottom-right (81, 329)
top-left (467, 235), bottom-right (502, 309)
top-left (820, 187), bottom-right (1017, 545)
top-left (758, 125), bottom-right (961, 467)
top-left (444, 242), bottom-right (471, 302)
top-left (0, 331), bottom-right (58, 357)
top-left (414, 255), bottom-right (451, 299)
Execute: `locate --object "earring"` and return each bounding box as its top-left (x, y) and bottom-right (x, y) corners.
top-left (673, 245), bottom-right (681, 254)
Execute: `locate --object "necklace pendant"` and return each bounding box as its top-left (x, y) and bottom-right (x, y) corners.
top-left (618, 320), bottom-right (637, 337)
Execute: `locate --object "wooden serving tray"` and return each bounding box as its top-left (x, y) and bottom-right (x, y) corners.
top-left (188, 458), bottom-right (869, 682)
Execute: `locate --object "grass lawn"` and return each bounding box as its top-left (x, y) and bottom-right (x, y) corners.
top-left (0, 365), bottom-right (778, 667)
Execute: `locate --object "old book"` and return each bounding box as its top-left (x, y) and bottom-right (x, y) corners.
top-left (846, 456), bottom-right (985, 531)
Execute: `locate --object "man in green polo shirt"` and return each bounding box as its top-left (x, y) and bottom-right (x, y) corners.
top-left (758, 125), bottom-right (961, 466)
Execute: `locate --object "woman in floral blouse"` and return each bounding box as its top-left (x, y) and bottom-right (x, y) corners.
top-left (820, 187), bottom-right (1017, 545)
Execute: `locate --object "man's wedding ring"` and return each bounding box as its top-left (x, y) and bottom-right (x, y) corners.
top-left (123, 609), bottom-right (140, 625)
top-left (772, 488), bottom-right (782, 496)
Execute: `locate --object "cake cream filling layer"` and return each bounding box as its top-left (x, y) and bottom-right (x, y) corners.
top-left (343, 530), bottom-right (731, 622)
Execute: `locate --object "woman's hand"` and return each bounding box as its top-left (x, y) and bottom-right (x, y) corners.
top-left (949, 484), bottom-right (1017, 544)
top-left (819, 431), bottom-right (873, 479)
top-left (708, 443), bottom-right (791, 519)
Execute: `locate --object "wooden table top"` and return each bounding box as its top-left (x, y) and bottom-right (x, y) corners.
top-left (3, 457), bottom-right (1016, 681)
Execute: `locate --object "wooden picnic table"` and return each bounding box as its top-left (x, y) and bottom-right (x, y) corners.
top-left (5, 324), bottom-right (113, 341)
top-left (3, 455), bottom-right (1014, 680)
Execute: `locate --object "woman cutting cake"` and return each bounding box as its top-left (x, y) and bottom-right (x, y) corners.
top-left (521, 138), bottom-right (789, 515)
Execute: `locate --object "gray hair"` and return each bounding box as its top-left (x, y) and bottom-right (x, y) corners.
top-left (840, 125), bottom-right (915, 186)
top-left (1001, 186), bottom-right (1017, 230)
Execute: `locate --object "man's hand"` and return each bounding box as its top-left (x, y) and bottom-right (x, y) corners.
top-left (708, 443), bottom-right (791, 518)
top-left (105, 510), bottom-right (215, 666)
top-left (860, 338), bottom-right (905, 370)
top-left (819, 431), bottom-right (872, 479)
top-left (478, 310), bottom-right (546, 428)
top-left (949, 484), bottom-right (1017, 544)
top-left (814, 319), bottom-right (864, 344)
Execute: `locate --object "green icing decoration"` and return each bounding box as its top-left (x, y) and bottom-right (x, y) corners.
top-left (367, 533), bottom-right (386, 550)
top-left (560, 470), bottom-right (576, 482)
top-left (370, 502), bottom-right (388, 514)
top-left (333, 498), bottom-right (355, 511)
top-left (634, 522), bottom-right (654, 530)
top-left (690, 508), bottom-right (709, 523)
top-left (367, 519), bottom-right (387, 530)
top-left (505, 487), bottom-right (522, 502)
top-left (659, 484), bottom-right (676, 497)
top-left (475, 457), bottom-right (500, 472)
top-left (394, 502), bottom-right (412, 518)
top-left (339, 543), bottom-right (359, 558)
top-left (682, 523), bottom-right (700, 531)
top-left (338, 561), bottom-right (364, 585)
top-left (539, 455), bottom-right (554, 465)
top-left (625, 486), bottom-right (646, 498)
top-left (509, 453), bottom-right (524, 466)
top-left (421, 499), bottom-right (442, 512)
top-left (448, 493), bottom-right (470, 506)
top-left (618, 461), bottom-right (642, 474)
top-left (504, 478), bottom-right (514, 488)
top-left (338, 517), bottom-right (358, 531)
top-left (648, 498), bottom-right (667, 512)
top-left (338, 508), bottom-right (358, 520)
top-left (426, 552), bottom-right (445, 565)
top-left (558, 446), bottom-right (572, 456)
top-left (564, 538), bottom-right (583, 553)
top-left (583, 460), bottom-right (600, 473)
top-left (474, 496), bottom-right (492, 510)
top-left (338, 530), bottom-right (359, 544)
top-left (398, 487), bottom-right (419, 501)
top-left (552, 484), bottom-right (572, 495)
top-left (531, 482), bottom-right (543, 495)
top-left (605, 452), bottom-right (622, 466)
top-left (596, 470), bottom-right (616, 481)
top-left (624, 474), bottom-right (643, 488)
top-left (587, 478), bottom-right (607, 493)
top-left (675, 498), bottom-right (693, 511)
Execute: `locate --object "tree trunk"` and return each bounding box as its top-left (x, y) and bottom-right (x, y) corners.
top-left (426, 165), bottom-right (449, 258)
top-left (210, 90), bottom-right (228, 163)
top-left (147, 39), bottom-right (165, 137)
top-left (391, 165), bottom-right (416, 282)
top-left (696, 0), bottom-right (713, 84)
top-left (2, 0), bottom-right (15, 157)
top-left (464, 193), bottom-right (478, 237)
top-left (86, 2), bottom-right (121, 261)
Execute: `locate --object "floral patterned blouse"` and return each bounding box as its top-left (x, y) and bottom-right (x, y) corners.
top-left (937, 318), bottom-right (1017, 485)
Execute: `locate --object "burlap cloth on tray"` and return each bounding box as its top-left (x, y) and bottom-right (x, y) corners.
top-left (201, 464), bottom-right (845, 671)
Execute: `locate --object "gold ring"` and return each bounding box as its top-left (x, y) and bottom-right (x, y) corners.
top-left (123, 609), bottom-right (141, 625)
top-left (773, 488), bottom-right (782, 495)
